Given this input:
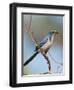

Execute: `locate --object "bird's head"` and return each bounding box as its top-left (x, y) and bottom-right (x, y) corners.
top-left (48, 30), bottom-right (59, 36)
top-left (52, 30), bottom-right (59, 34)
top-left (46, 30), bottom-right (59, 41)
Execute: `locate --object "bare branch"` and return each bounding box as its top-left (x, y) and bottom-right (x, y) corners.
top-left (41, 53), bottom-right (51, 72)
top-left (24, 15), bottom-right (40, 47)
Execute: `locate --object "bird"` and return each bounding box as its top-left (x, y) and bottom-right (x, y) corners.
top-left (23, 30), bottom-right (59, 67)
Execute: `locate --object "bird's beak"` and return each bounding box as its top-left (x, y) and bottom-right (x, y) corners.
top-left (52, 30), bottom-right (59, 34)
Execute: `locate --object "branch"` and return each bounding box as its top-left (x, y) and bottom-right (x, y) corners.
top-left (24, 15), bottom-right (40, 47)
top-left (41, 53), bottom-right (51, 72)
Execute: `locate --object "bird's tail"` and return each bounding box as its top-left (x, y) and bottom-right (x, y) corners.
top-left (23, 51), bottom-right (39, 66)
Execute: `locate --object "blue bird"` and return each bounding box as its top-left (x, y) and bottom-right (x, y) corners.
top-left (24, 30), bottom-right (59, 68)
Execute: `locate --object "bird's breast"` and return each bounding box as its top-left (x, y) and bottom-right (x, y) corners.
top-left (41, 39), bottom-right (52, 51)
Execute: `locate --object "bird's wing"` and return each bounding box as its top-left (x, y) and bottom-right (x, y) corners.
top-left (34, 33), bottom-right (51, 51)
top-left (34, 37), bottom-right (48, 51)
top-left (39, 37), bottom-right (48, 47)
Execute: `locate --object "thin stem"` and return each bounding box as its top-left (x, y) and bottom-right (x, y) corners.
top-left (42, 53), bottom-right (51, 71)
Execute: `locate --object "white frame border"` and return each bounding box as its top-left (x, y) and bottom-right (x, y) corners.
top-left (16, 7), bottom-right (70, 84)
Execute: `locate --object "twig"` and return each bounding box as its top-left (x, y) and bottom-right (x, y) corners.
top-left (41, 53), bottom-right (51, 71)
top-left (24, 16), bottom-right (39, 47)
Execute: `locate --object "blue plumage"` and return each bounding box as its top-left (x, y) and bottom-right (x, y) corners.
top-left (40, 32), bottom-right (54, 46)
top-left (35, 31), bottom-right (55, 51)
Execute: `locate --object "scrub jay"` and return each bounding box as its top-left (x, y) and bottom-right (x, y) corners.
top-left (24, 30), bottom-right (58, 70)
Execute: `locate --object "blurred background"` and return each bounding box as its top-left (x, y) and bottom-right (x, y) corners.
top-left (22, 14), bottom-right (63, 75)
